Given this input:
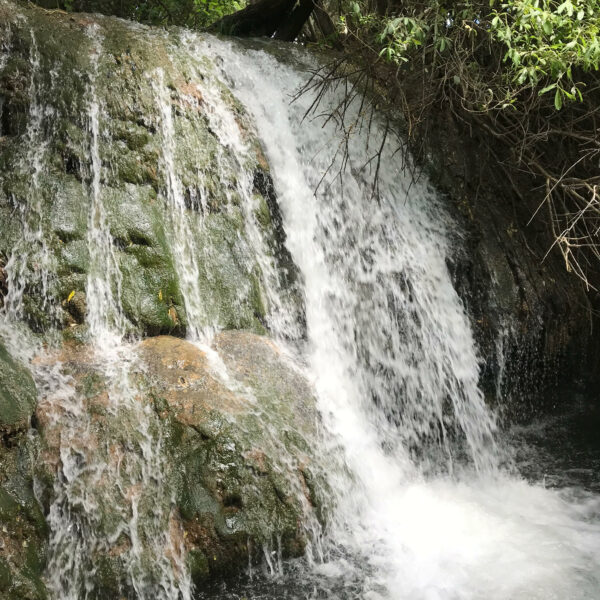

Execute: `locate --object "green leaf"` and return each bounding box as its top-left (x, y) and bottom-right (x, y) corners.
top-left (554, 88), bottom-right (563, 110)
top-left (539, 83), bottom-right (557, 94)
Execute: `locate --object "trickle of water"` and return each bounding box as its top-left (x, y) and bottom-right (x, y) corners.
top-left (85, 25), bottom-right (127, 348)
top-left (154, 35), bottom-right (305, 343)
top-left (152, 67), bottom-right (212, 343)
top-left (42, 27), bottom-right (192, 600)
top-left (1, 29), bottom-right (55, 324)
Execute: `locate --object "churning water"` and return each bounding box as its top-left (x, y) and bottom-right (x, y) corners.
top-left (0, 6), bottom-right (599, 599)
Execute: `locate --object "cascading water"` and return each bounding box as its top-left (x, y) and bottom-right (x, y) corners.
top-left (195, 38), bottom-right (600, 600)
top-left (14, 23), bottom-right (194, 600)
top-left (0, 3), bottom-right (599, 599)
top-left (0, 27), bottom-right (55, 336)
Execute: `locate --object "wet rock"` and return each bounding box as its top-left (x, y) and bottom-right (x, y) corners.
top-left (0, 466), bottom-right (48, 600)
top-left (0, 342), bottom-right (37, 432)
top-left (420, 108), bottom-right (599, 418)
top-left (0, 2), bottom-right (290, 338)
top-left (0, 259), bottom-right (6, 305)
top-left (32, 332), bottom-right (325, 592)
top-left (139, 332), bottom-right (325, 582)
top-left (62, 290), bottom-right (86, 323)
top-left (0, 345), bottom-right (47, 600)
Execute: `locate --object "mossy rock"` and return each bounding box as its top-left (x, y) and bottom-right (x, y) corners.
top-left (0, 423), bottom-right (48, 600)
top-left (0, 1), bottom-right (296, 339)
top-left (32, 333), bottom-right (326, 592)
top-left (139, 332), bottom-right (327, 584)
top-left (0, 342), bottom-right (37, 431)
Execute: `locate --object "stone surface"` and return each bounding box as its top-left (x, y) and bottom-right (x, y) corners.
top-left (32, 332), bottom-right (325, 592)
top-left (0, 342), bottom-right (37, 431)
top-left (0, 343), bottom-right (47, 600)
top-left (419, 108), bottom-right (600, 417)
top-left (139, 332), bottom-right (324, 582)
top-left (0, 1), bottom-right (294, 339)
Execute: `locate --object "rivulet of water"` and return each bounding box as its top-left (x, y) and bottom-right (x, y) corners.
top-left (1, 28), bottom-right (56, 326)
top-left (42, 26), bottom-right (192, 600)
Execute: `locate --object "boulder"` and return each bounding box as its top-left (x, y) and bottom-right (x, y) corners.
top-left (0, 1), bottom-right (298, 339)
top-left (0, 342), bottom-right (37, 432)
top-left (0, 342), bottom-right (47, 600)
top-left (140, 331), bottom-right (325, 581)
top-left (33, 331), bottom-right (325, 592)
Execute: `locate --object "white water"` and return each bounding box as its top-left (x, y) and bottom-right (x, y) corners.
top-left (197, 38), bottom-right (600, 600)
top-left (1, 28), bottom-right (55, 326)
top-left (152, 41), bottom-right (304, 344)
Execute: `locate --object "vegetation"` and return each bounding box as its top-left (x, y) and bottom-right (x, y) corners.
top-left (36, 0), bottom-right (244, 27)
top-left (340, 0), bottom-right (600, 108)
top-left (300, 0), bottom-right (600, 287)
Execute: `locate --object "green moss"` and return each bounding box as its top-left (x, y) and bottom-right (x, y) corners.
top-left (0, 559), bottom-right (11, 592)
top-left (0, 343), bottom-right (37, 431)
top-left (59, 240), bottom-right (89, 275)
top-left (0, 426), bottom-right (48, 599)
top-left (80, 373), bottom-right (105, 399)
top-left (0, 488), bottom-right (20, 522)
top-left (187, 549), bottom-right (209, 582)
top-left (254, 194), bottom-right (272, 230)
top-left (0, 2), bottom-right (288, 339)
top-left (50, 178), bottom-right (88, 244)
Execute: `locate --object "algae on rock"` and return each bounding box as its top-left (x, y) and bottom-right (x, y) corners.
top-left (0, 1), bottom-right (300, 339)
top-left (32, 332), bottom-right (325, 592)
top-left (0, 341), bottom-right (47, 600)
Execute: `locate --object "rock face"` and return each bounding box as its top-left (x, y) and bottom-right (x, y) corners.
top-left (0, 2), bottom-right (312, 596)
top-left (0, 342), bottom-right (37, 431)
top-left (0, 343), bottom-right (47, 600)
top-left (420, 109), bottom-right (600, 416)
top-left (140, 333), bottom-right (324, 581)
top-left (33, 332), bottom-right (324, 594)
top-left (0, 0), bottom-right (296, 339)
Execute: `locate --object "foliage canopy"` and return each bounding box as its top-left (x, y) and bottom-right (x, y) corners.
top-left (309, 0), bottom-right (600, 286)
top-left (333, 0), bottom-right (600, 109)
top-left (40, 0), bottom-right (244, 28)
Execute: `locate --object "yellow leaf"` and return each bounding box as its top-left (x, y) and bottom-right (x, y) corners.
top-left (67, 290), bottom-right (75, 303)
top-left (158, 289), bottom-right (163, 301)
top-left (168, 306), bottom-right (178, 324)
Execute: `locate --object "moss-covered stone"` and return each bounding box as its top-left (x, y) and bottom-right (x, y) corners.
top-left (0, 342), bottom-right (37, 431)
top-left (0, 0), bottom-right (292, 339)
top-left (0, 420), bottom-right (48, 600)
top-left (32, 333), bottom-right (326, 593)
top-left (139, 333), bottom-right (327, 584)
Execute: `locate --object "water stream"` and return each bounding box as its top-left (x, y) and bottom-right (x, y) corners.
top-left (196, 38), bottom-right (600, 600)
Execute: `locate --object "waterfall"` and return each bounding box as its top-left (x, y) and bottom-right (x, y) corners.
top-left (195, 38), bottom-right (600, 600)
top-left (1, 28), bottom-right (55, 328)
top-left (0, 4), bottom-right (599, 599)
